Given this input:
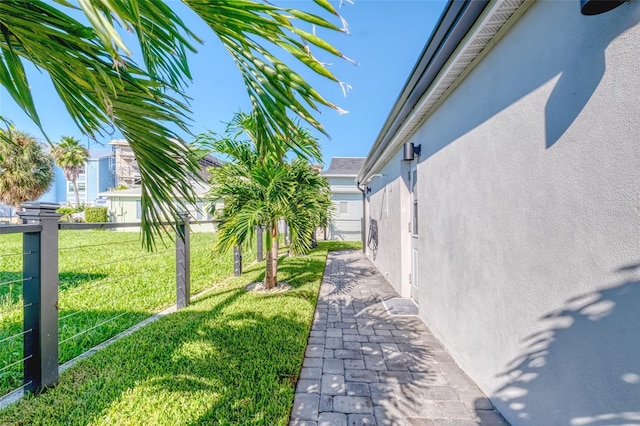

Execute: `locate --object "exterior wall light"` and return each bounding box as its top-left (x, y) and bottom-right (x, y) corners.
top-left (581, 0), bottom-right (626, 15)
top-left (403, 143), bottom-right (422, 161)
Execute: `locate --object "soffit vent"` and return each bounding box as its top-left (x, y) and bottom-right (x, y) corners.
top-left (393, 0), bottom-right (526, 144)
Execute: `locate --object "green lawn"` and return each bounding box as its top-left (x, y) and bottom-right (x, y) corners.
top-left (0, 230), bottom-right (255, 396)
top-left (0, 240), bottom-right (360, 425)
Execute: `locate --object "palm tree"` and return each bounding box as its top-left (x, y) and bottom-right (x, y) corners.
top-left (0, 1), bottom-right (352, 248)
top-left (0, 130), bottom-right (54, 215)
top-left (52, 136), bottom-right (89, 207)
top-left (205, 126), bottom-right (331, 289)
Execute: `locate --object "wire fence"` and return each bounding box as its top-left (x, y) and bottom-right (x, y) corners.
top-left (0, 205), bottom-right (220, 399)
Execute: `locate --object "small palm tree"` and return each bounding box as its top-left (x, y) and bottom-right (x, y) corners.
top-left (53, 136), bottom-right (89, 206)
top-left (0, 130), bottom-right (54, 214)
top-left (205, 120), bottom-right (331, 289)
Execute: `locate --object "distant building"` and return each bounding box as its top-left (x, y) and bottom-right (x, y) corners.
top-left (109, 139), bottom-right (139, 187)
top-left (99, 181), bottom-right (221, 232)
top-left (101, 139), bottom-right (223, 227)
top-left (321, 157), bottom-right (365, 241)
top-left (62, 152), bottom-right (115, 205)
top-left (109, 139), bottom-right (223, 187)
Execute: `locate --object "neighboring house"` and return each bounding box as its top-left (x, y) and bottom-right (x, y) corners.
top-left (357, 1), bottom-right (639, 425)
top-left (38, 166), bottom-right (67, 205)
top-left (103, 139), bottom-right (223, 229)
top-left (109, 139), bottom-right (140, 187)
top-left (63, 151), bottom-right (115, 205)
top-left (100, 182), bottom-right (221, 232)
top-left (109, 139), bottom-right (223, 187)
top-left (321, 157), bottom-right (365, 241)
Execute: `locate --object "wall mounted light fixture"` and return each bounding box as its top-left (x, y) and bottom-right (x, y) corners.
top-left (403, 143), bottom-right (422, 161)
top-left (580, 0), bottom-right (626, 15)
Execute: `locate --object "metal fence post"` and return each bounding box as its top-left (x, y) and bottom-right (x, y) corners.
top-left (234, 245), bottom-right (242, 276)
top-left (18, 203), bottom-right (61, 393)
top-left (256, 226), bottom-right (263, 262)
top-left (176, 212), bottom-right (190, 309)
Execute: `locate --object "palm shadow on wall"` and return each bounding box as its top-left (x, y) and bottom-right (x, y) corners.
top-left (420, 2), bottom-right (639, 159)
top-left (494, 264), bottom-right (640, 425)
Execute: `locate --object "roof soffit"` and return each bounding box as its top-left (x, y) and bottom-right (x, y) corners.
top-left (358, 0), bottom-right (530, 182)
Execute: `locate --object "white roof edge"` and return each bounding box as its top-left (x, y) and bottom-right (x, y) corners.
top-left (359, 0), bottom-right (530, 182)
top-left (322, 173), bottom-right (358, 178)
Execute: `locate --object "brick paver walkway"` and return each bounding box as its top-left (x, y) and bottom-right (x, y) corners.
top-left (290, 250), bottom-right (509, 426)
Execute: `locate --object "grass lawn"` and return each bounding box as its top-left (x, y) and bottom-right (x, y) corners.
top-left (0, 240), bottom-right (360, 425)
top-left (0, 230), bottom-right (254, 396)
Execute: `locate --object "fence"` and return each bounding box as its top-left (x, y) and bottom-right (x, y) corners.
top-left (0, 203), bottom-right (216, 398)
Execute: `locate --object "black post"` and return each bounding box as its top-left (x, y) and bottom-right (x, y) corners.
top-left (176, 212), bottom-right (190, 309)
top-left (256, 226), bottom-right (263, 262)
top-left (18, 203), bottom-right (61, 393)
top-left (234, 245), bottom-right (242, 276)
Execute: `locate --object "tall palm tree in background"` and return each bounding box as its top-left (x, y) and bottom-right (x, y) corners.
top-left (53, 136), bottom-right (89, 207)
top-left (0, 130), bottom-right (54, 216)
top-left (204, 116), bottom-right (332, 289)
top-left (0, 1), bottom-right (352, 248)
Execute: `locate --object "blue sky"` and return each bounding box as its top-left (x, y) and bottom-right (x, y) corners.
top-left (0, 1), bottom-right (446, 167)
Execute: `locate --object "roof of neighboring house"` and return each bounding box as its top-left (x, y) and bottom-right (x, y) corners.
top-left (322, 157), bottom-right (366, 177)
top-left (358, 0), bottom-right (529, 182)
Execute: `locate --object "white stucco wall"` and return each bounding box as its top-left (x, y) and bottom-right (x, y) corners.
top-left (367, 2), bottom-right (640, 424)
top-left (364, 154), bottom-right (414, 297)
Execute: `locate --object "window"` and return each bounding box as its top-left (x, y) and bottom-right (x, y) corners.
top-left (136, 200), bottom-right (142, 219)
top-left (67, 182), bottom-right (86, 192)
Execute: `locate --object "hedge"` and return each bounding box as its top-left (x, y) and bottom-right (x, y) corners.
top-left (85, 206), bottom-right (108, 223)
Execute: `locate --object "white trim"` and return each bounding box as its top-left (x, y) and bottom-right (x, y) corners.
top-left (361, 0), bottom-right (529, 182)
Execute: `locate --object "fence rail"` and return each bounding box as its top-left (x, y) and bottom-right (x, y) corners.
top-left (0, 202), bottom-right (215, 397)
top-left (0, 224), bottom-right (42, 235)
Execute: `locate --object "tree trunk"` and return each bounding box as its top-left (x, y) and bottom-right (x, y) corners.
top-left (264, 221), bottom-right (279, 289)
top-left (72, 179), bottom-right (80, 207)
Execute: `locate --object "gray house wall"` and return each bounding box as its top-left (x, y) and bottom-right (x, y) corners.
top-left (364, 2), bottom-right (640, 424)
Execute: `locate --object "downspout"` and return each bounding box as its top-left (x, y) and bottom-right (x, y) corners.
top-left (356, 180), bottom-right (367, 253)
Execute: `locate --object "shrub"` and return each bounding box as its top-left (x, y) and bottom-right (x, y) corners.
top-left (85, 207), bottom-right (108, 223)
top-left (57, 205), bottom-right (84, 222)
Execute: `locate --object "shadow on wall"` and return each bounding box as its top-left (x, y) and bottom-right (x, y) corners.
top-left (494, 263), bottom-right (640, 425)
top-left (420, 2), bottom-right (639, 159)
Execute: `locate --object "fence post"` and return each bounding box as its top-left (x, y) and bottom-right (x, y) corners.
top-left (234, 245), bottom-right (242, 276)
top-left (256, 226), bottom-right (263, 262)
top-left (18, 203), bottom-right (61, 393)
top-left (176, 212), bottom-right (190, 309)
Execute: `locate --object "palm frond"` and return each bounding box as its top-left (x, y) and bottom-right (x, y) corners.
top-left (0, 0), bottom-right (350, 247)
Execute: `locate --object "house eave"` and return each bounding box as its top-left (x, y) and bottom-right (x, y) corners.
top-left (358, 0), bottom-right (530, 183)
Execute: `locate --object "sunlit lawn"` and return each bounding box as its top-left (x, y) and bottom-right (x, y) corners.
top-left (0, 230), bottom-right (254, 396)
top-left (0, 240), bottom-right (360, 425)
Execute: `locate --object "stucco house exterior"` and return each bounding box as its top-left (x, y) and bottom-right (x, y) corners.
top-left (321, 157), bottom-right (365, 241)
top-left (357, 1), bottom-right (640, 424)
